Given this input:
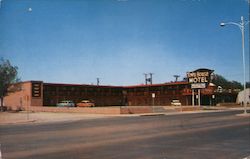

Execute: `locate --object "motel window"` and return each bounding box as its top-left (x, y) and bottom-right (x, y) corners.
top-left (97, 88), bottom-right (100, 92)
top-left (129, 89), bottom-right (133, 93)
top-left (137, 92), bottom-right (143, 95)
top-left (74, 87), bottom-right (80, 92)
top-left (170, 86), bottom-right (175, 90)
top-left (91, 88), bottom-right (96, 93)
top-left (48, 87), bottom-right (55, 92)
top-left (43, 86), bottom-right (48, 91)
top-left (149, 87), bottom-right (159, 92)
top-left (83, 88), bottom-right (87, 92)
top-left (87, 88), bottom-right (92, 92)
top-left (179, 85), bottom-right (185, 90)
top-left (163, 86), bottom-right (168, 91)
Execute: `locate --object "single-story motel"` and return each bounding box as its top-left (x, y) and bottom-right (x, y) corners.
top-left (3, 69), bottom-right (241, 114)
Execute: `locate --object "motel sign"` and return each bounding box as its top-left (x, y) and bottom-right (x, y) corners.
top-left (187, 68), bottom-right (214, 89)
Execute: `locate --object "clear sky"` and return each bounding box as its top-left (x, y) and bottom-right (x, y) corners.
top-left (0, 0), bottom-right (249, 86)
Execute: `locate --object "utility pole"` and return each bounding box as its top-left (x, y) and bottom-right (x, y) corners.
top-left (0, 0), bottom-right (2, 9)
top-left (96, 78), bottom-right (100, 86)
top-left (143, 73), bottom-right (148, 85)
top-left (149, 73), bottom-right (153, 85)
top-left (173, 75), bottom-right (180, 82)
top-left (143, 73), bottom-right (154, 85)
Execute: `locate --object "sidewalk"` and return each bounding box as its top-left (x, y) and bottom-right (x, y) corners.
top-left (1, 107), bottom-right (249, 125)
top-left (0, 111), bottom-right (110, 125)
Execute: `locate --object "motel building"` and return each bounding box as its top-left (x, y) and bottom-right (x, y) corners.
top-left (3, 69), bottom-right (238, 110)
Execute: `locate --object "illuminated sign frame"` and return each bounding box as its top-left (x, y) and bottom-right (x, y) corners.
top-left (187, 69), bottom-right (214, 89)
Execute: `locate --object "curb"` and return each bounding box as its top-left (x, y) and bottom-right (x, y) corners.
top-left (236, 113), bottom-right (250, 117)
top-left (0, 120), bottom-right (36, 125)
top-left (140, 113), bottom-right (165, 116)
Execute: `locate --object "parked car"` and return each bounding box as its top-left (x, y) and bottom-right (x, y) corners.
top-left (171, 99), bottom-right (182, 106)
top-left (77, 100), bottom-right (95, 107)
top-left (56, 100), bottom-right (75, 107)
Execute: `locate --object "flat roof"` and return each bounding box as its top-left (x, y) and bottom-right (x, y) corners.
top-left (18, 80), bottom-right (189, 88)
top-left (43, 82), bottom-right (123, 88)
top-left (124, 81), bottom-right (189, 88)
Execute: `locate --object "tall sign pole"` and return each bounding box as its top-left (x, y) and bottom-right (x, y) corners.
top-left (198, 89), bottom-right (201, 107)
top-left (192, 89), bottom-right (195, 106)
top-left (152, 93), bottom-right (155, 113)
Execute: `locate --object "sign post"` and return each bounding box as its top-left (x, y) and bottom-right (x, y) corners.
top-left (192, 89), bottom-right (195, 106)
top-left (152, 93), bottom-right (155, 113)
top-left (198, 89), bottom-right (201, 107)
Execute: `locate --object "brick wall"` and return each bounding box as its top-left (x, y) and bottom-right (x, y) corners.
top-left (4, 82), bottom-right (32, 110)
top-left (4, 81), bottom-right (43, 110)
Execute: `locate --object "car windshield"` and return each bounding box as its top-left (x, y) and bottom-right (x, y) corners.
top-left (172, 100), bottom-right (180, 102)
top-left (81, 101), bottom-right (90, 103)
top-left (60, 101), bottom-right (71, 103)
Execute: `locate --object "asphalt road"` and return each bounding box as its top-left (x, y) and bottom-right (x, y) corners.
top-left (0, 110), bottom-right (250, 159)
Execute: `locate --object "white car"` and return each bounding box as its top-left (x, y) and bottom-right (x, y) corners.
top-left (56, 100), bottom-right (75, 107)
top-left (171, 100), bottom-right (182, 106)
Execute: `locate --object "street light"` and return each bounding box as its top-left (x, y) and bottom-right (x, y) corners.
top-left (220, 16), bottom-right (249, 114)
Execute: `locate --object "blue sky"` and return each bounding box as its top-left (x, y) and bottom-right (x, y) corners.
top-left (0, 0), bottom-right (249, 85)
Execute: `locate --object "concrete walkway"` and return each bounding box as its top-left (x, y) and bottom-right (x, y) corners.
top-left (0, 112), bottom-right (111, 125)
